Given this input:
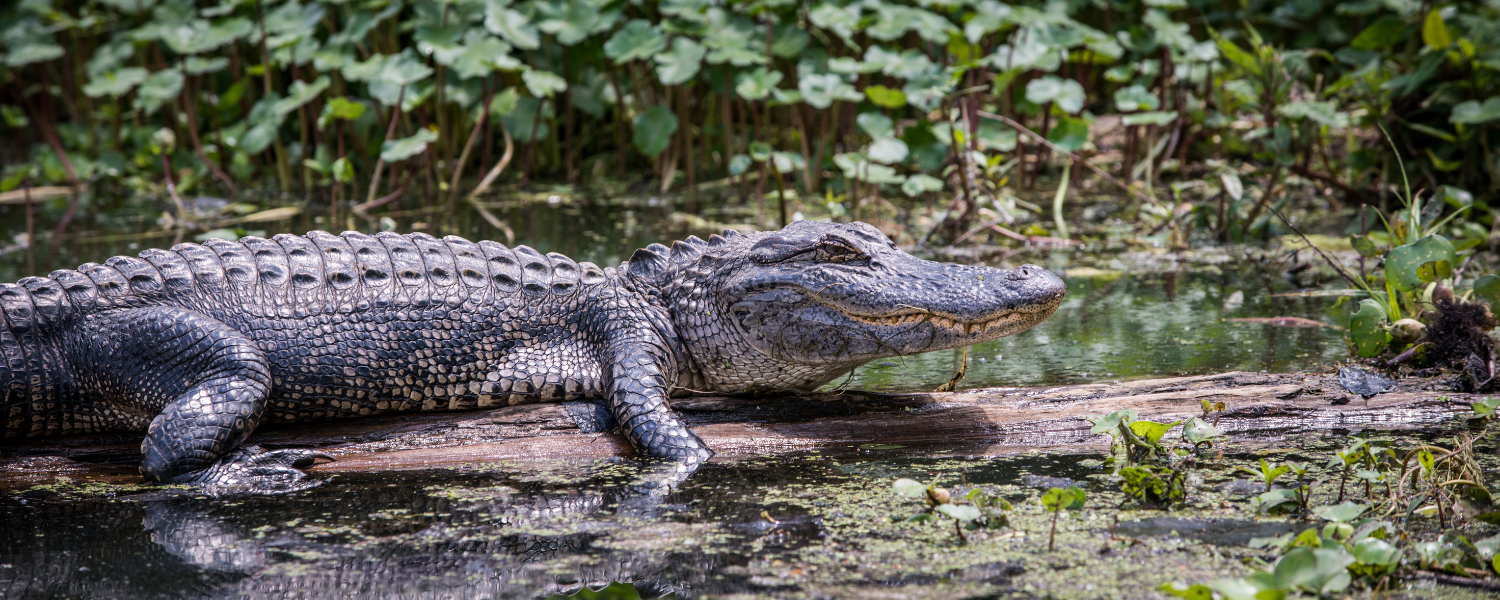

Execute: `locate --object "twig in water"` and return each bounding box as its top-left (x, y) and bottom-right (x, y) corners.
top-left (467, 121), bottom-right (515, 200)
top-left (1268, 205), bottom-right (1366, 291)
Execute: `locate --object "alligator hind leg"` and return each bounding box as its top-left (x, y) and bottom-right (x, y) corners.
top-left (82, 307), bottom-right (326, 494)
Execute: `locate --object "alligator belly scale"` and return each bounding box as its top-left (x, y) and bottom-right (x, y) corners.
top-left (0, 221), bottom-right (1065, 493)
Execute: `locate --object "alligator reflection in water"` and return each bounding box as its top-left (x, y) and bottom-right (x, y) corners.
top-left (0, 459), bottom-right (819, 598)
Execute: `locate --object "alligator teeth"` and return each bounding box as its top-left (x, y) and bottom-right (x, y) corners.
top-left (847, 311), bottom-right (1014, 335)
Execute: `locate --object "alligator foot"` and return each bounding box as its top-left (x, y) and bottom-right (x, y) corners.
top-left (178, 446), bottom-right (335, 496)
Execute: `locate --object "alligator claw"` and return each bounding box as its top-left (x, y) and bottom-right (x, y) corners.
top-left (178, 446), bottom-right (325, 496)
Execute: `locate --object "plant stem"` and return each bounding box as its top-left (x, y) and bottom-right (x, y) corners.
top-left (1048, 509), bottom-right (1059, 552)
top-left (1053, 157), bottom-right (1072, 239)
top-left (366, 86), bottom-right (405, 205)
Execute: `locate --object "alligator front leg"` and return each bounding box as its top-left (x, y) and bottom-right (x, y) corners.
top-left (598, 320), bottom-right (712, 464)
top-left (85, 307), bottom-right (326, 494)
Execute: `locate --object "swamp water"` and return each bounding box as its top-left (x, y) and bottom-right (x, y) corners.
top-left (0, 194), bottom-right (1479, 599)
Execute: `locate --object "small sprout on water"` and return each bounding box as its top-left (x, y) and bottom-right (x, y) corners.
top-left (1040, 486), bottom-right (1085, 552)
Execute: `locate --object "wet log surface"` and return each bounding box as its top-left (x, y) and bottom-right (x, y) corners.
top-left (0, 370), bottom-right (1476, 488)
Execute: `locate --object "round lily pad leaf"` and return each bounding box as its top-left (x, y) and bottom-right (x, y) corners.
top-left (1348, 299), bottom-right (1389, 358)
top-left (935, 503), bottom-right (981, 521)
top-left (380, 127), bottom-right (439, 162)
top-left (1384, 235), bottom-right (1456, 292)
top-left (855, 112), bottom-right (894, 139)
top-left (604, 19), bottom-right (665, 64)
top-left (1415, 260), bottom-right (1452, 284)
top-left (632, 105), bottom-right (677, 158)
top-left (867, 137), bottom-right (908, 164)
top-left (892, 478), bottom-right (925, 498)
top-left (734, 67), bottom-right (782, 101)
top-left (1025, 76), bottom-right (1085, 114)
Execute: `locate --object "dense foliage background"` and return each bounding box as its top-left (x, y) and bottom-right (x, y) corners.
top-left (0, 0), bottom-right (1496, 246)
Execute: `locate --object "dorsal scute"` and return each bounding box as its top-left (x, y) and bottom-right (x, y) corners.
top-left (341, 231), bottom-right (393, 287)
top-left (409, 233), bottom-right (459, 289)
top-left (138, 248), bottom-right (194, 292)
top-left (626, 243), bottom-right (670, 283)
top-left (0, 284), bottom-right (33, 334)
top-left (240, 236), bottom-right (290, 288)
top-left (80, 263), bottom-right (128, 298)
top-left (375, 232), bottom-right (426, 288)
top-left (579, 262), bottom-right (607, 286)
top-left (175, 241), bottom-right (228, 287)
top-left (104, 255), bottom-right (165, 296)
top-left (18, 276), bottom-right (67, 324)
top-left (49, 269), bottom-right (97, 306)
top-left (307, 231), bottom-right (359, 290)
top-left (273, 233), bottom-right (326, 290)
top-left (198, 238), bottom-right (257, 286)
top-left (477, 240), bottom-right (522, 293)
top-left (442, 236), bottom-right (490, 289)
top-left (546, 252), bottom-right (580, 296)
top-left (513, 245), bottom-right (551, 297)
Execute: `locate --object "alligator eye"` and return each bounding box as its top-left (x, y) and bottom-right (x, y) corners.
top-left (820, 242), bottom-right (864, 262)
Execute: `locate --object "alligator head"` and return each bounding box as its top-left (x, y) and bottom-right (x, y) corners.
top-left (627, 221), bottom-right (1066, 393)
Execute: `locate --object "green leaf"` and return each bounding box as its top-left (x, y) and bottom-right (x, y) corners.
top-left (1311, 502), bottom-right (1368, 523)
top-left (1157, 583), bottom-right (1214, 600)
top-left (1211, 31), bottom-right (1260, 76)
top-left (451, 36), bottom-right (520, 79)
top-left (522, 69), bottom-right (567, 98)
top-left (1089, 409), bottom-right (1138, 435)
top-left (935, 503), bottom-right (982, 521)
top-left (1220, 170), bottom-right (1243, 201)
top-left (273, 75), bottom-right (329, 116)
top-left (1351, 16), bottom-right (1405, 51)
top-left (1349, 299), bottom-right (1389, 358)
top-left (856, 112), bottom-right (894, 139)
top-left (864, 85), bottom-right (907, 109)
top-left (1122, 111), bottom-right (1177, 126)
top-left (632, 105), bottom-right (677, 158)
top-left (1451, 98), bottom-right (1500, 125)
top-left (728, 154), bottom-right (752, 176)
top-left (380, 52), bottom-right (434, 87)
top-left (1351, 538), bottom-right (1402, 567)
top-left (771, 23), bottom-right (809, 58)
top-left (484, 5), bottom-right (540, 50)
top-left (331, 156), bottom-right (354, 184)
top-left (1385, 235), bottom-right (1457, 292)
top-left (735, 67), bottom-right (782, 101)
top-left (1129, 419), bottom-right (1182, 446)
top-left (1182, 417), bottom-right (1224, 445)
top-left (798, 73), bottom-right (861, 109)
top-left (536, 0), bottom-right (616, 46)
top-left (1422, 8), bottom-right (1452, 50)
top-left (1277, 100), bottom-right (1350, 129)
top-left (892, 478), bottom-right (926, 498)
top-left (380, 127), bottom-right (439, 162)
top-left (901, 174), bottom-right (944, 197)
top-left (134, 69), bottom-right (185, 116)
top-left (654, 38), bottom-right (705, 86)
top-left (1040, 486), bottom-right (1086, 511)
top-left (1472, 274), bottom-right (1500, 314)
top-left (1025, 76), bottom-right (1085, 114)
top-left (808, 3), bottom-right (860, 41)
top-left (83, 67), bottom-right (149, 98)
top-left (1350, 234), bottom-right (1382, 258)
top-left (183, 56), bottom-right (229, 75)
top-left (604, 19), bottom-right (665, 64)
top-left (317, 97), bottom-right (365, 129)
top-left (1415, 260), bottom-right (1452, 283)
top-left (3, 43), bottom-right (64, 67)
top-left (867, 138), bottom-right (909, 164)
top-left (1113, 84), bottom-right (1160, 112)
top-left (1047, 116), bottom-right (1090, 153)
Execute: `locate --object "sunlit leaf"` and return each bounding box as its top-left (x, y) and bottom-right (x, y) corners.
top-left (1311, 502), bottom-right (1368, 523)
top-left (83, 67), bottom-right (149, 98)
top-left (856, 112), bottom-right (894, 139)
top-left (604, 19), bottom-right (666, 64)
top-left (654, 37), bottom-right (705, 86)
top-left (632, 104), bottom-right (677, 158)
top-left (892, 478), bottom-right (926, 498)
top-left (1278, 100), bottom-right (1350, 129)
top-left (318, 97), bottom-right (366, 129)
top-left (536, 0), bottom-right (618, 46)
top-left (1025, 76), bottom-right (1085, 114)
top-left (799, 73), bottom-right (860, 109)
top-left (134, 69), bottom-right (185, 115)
top-left (380, 127), bottom-right (439, 162)
top-left (183, 55), bottom-right (229, 75)
top-left (901, 174), bottom-right (943, 197)
top-left (735, 67), bottom-right (782, 100)
top-left (864, 85), bottom-right (907, 109)
top-left (273, 75), bottom-right (329, 116)
top-left (1113, 84), bottom-right (1160, 112)
top-left (1422, 8), bottom-right (1451, 50)
top-left (1121, 111), bottom-right (1177, 126)
top-left (1451, 97), bottom-right (1500, 125)
top-left (935, 503), bottom-right (981, 521)
top-left (1349, 299), bottom-right (1389, 358)
top-left (867, 138), bottom-right (908, 164)
top-left (522, 68), bottom-right (567, 98)
top-left (1385, 235), bottom-right (1456, 292)
top-left (808, 3), bottom-right (861, 41)
top-left (484, 4), bottom-right (540, 50)
top-left (1220, 170), bottom-right (1244, 201)
top-left (1040, 486), bottom-right (1086, 511)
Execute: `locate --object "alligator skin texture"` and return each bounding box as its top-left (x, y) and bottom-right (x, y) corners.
top-left (0, 221), bottom-right (1067, 494)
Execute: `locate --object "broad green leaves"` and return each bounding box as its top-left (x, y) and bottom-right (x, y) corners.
top-left (274, 75), bottom-right (330, 116)
top-left (1040, 486), bottom-right (1086, 512)
top-left (135, 69), bottom-right (185, 115)
top-left (1047, 116), bottom-right (1090, 152)
top-left (380, 127), bottom-right (439, 162)
top-left (799, 73), bottom-right (861, 109)
top-left (654, 38), bottom-right (705, 86)
top-left (735, 67), bottom-right (783, 101)
top-left (484, 2), bottom-right (540, 50)
top-left (1384, 235), bottom-right (1456, 292)
top-left (536, 0), bottom-right (619, 46)
top-left (1349, 299), bottom-right (1389, 358)
top-left (1451, 98), bottom-right (1500, 125)
top-left (604, 20), bottom-right (665, 64)
top-left (632, 105), bottom-right (678, 158)
top-left (1114, 84), bottom-right (1160, 112)
top-left (1025, 76), bottom-right (1085, 114)
top-left (522, 69), bottom-right (567, 98)
top-left (83, 67), bottom-right (149, 98)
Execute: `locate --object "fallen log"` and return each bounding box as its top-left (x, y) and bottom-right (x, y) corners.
top-left (0, 371), bottom-right (1475, 487)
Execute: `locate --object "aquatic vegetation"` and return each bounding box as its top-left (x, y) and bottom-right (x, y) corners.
top-left (1039, 485), bottom-right (1084, 552)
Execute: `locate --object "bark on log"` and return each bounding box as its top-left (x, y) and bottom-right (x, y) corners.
top-left (0, 371), bottom-right (1474, 487)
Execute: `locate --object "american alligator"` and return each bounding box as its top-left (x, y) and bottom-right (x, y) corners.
top-left (0, 220), bottom-right (1065, 493)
